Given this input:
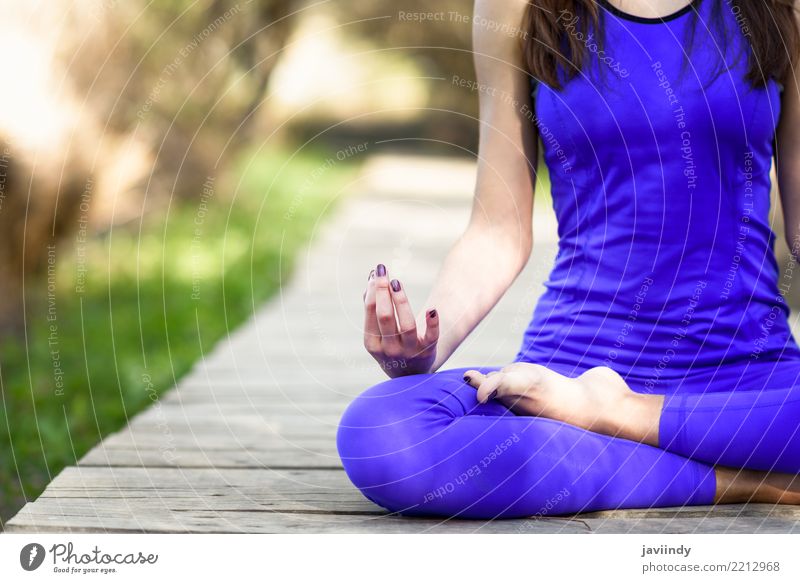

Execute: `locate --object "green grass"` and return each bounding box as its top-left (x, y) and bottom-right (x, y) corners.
top-left (0, 146), bottom-right (357, 524)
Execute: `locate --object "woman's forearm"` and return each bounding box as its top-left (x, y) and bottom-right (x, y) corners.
top-left (778, 163), bottom-right (800, 255)
top-left (419, 223), bottom-right (532, 371)
top-left (777, 62), bottom-right (800, 256)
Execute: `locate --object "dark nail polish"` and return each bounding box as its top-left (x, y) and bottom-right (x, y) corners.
top-left (376, 264), bottom-right (386, 277)
top-left (463, 375), bottom-right (471, 383)
top-left (428, 309), bottom-right (437, 318)
top-left (487, 390), bottom-right (498, 401)
top-left (368, 269), bottom-right (375, 280)
top-left (390, 279), bottom-right (401, 292)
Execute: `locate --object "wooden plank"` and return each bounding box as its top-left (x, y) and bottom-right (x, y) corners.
top-left (92, 432), bottom-right (337, 456)
top-left (79, 445), bottom-right (341, 468)
top-left (9, 499), bottom-right (797, 534)
top-left (133, 401), bottom-right (348, 416)
top-left (24, 468), bottom-right (800, 524)
top-left (28, 467), bottom-right (375, 512)
top-left (180, 363), bottom-right (383, 377)
top-left (582, 504), bottom-right (800, 519)
top-left (585, 517), bottom-right (799, 534)
top-left (6, 505), bottom-right (589, 534)
top-left (81, 399), bottom-right (343, 467)
top-left (128, 408), bottom-right (345, 426)
top-left (166, 383), bottom-right (367, 400)
top-left (160, 389), bottom-right (357, 401)
top-left (40, 466), bottom-right (353, 489)
top-left (80, 443), bottom-right (340, 468)
top-left (5, 468), bottom-right (589, 534)
top-left (31, 489), bottom-right (374, 514)
top-left (14, 492), bottom-right (797, 533)
top-left (112, 404), bottom-right (346, 436)
top-left (107, 419), bottom-right (338, 440)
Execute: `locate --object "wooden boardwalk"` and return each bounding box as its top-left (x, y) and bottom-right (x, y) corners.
top-left (7, 154), bottom-right (800, 533)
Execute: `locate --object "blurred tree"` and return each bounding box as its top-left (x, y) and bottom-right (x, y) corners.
top-left (281, 0), bottom-right (485, 156)
top-left (346, 0), bottom-right (476, 112)
top-left (339, 0), bottom-right (480, 150)
top-left (65, 0), bottom-right (299, 207)
top-left (0, 0), bottom-right (299, 333)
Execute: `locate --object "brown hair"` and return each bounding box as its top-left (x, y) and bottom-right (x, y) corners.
top-left (522, 0), bottom-right (800, 89)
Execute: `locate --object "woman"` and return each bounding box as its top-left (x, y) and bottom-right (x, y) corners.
top-left (337, 0), bottom-right (800, 518)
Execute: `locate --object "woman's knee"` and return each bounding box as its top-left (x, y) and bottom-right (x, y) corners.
top-left (338, 368), bottom-right (481, 433)
top-left (336, 371), bottom-right (470, 512)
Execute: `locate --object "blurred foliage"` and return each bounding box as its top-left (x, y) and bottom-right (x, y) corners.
top-left (346, 0), bottom-right (475, 112)
top-left (64, 0), bottom-right (298, 200)
top-left (0, 0), bottom-right (298, 331)
top-left (0, 146), bottom-right (357, 525)
top-left (284, 0), bottom-right (480, 156)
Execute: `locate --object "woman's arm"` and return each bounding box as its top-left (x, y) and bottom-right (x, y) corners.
top-left (778, 44), bottom-right (800, 255)
top-left (423, 0), bottom-right (540, 370)
top-left (362, 0), bottom-right (540, 377)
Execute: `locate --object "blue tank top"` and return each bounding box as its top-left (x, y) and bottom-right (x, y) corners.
top-left (516, 0), bottom-right (800, 387)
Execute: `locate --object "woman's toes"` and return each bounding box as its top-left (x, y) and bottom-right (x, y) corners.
top-left (463, 370), bottom-right (485, 388)
top-left (477, 374), bottom-right (506, 403)
top-left (578, 366), bottom-right (627, 390)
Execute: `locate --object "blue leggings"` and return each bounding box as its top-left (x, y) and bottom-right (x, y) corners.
top-left (336, 364), bottom-right (800, 518)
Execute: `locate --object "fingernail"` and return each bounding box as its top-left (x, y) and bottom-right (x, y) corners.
top-left (390, 279), bottom-right (401, 292)
top-left (376, 264), bottom-right (386, 277)
top-left (428, 309), bottom-right (437, 318)
top-left (487, 389), bottom-right (498, 401)
top-left (463, 375), bottom-right (471, 383)
top-left (368, 269), bottom-right (375, 280)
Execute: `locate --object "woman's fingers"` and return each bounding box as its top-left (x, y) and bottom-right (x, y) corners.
top-left (362, 268), bottom-right (374, 301)
top-left (464, 369), bottom-right (507, 404)
top-left (363, 269), bottom-right (381, 354)
top-left (463, 370), bottom-right (485, 388)
top-left (373, 263), bottom-right (400, 349)
top-left (422, 308), bottom-right (440, 349)
top-left (363, 263), bottom-right (438, 367)
top-left (464, 370), bottom-right (509, 403)
top-left (389, 278), bottom-right (418, 352)
top-left (477, 374), bottom-right (506, 403)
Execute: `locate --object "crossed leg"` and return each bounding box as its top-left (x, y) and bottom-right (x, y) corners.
top-left (464, 363), bottom-right (800, 505)
top-left (338, 367), bottom-right (771, 518)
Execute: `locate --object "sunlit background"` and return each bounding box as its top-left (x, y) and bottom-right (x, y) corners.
top-left (0, 0), bottom-right (796, 526)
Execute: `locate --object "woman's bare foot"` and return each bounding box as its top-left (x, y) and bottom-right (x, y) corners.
top-left (462, 364), bottom-right (800, 506)
top-left (715, 466), bottom-right (800, 505)
top-left (463, 363), bottom-right (664, 445)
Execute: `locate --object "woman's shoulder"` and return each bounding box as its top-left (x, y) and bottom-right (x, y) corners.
top-left (472, 0), bottom-right (530, 55)
top-left (473, 0), bottom-right (528, 20)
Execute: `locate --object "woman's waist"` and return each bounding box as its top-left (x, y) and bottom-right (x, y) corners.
top-left (531, 280), bottom-right (790, 327)
top-left (554, 219), bottom-right (779, 269)
top-left (523, 286), bottom-right (795, 359)
top-left (545, 245), bottom-right (782, 308)
top-left (518, 307), bottom-right (800, 388)
top-left (539, 277), bottom-right (784, 315)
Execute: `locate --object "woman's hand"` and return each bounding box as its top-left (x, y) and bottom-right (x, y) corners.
top-left (363, 263), bottom-right (439, 378)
